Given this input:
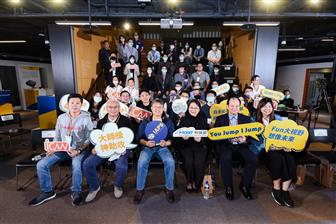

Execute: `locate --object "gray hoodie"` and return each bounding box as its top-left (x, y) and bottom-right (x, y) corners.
top-left (54, 110), bottom-right (93, 149)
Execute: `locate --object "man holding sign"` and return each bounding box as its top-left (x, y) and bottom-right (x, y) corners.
top-left (83, 99), bottom-right (133, 202)
top-left (212, 97), bottom-right (258, 201)
top-left (29, 94), bottom-right (93, 206)
top-left (134, 99), bottom-right (175, 204)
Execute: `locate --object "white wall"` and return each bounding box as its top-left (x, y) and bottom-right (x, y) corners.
top-left (276, 62), bottom-right (333, 106)
top-left (0, 59), bottom-right (54, 109)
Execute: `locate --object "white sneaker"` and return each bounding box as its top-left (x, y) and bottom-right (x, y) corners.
top-left (114, 186), bottom-right (123, 199)
top-left (85, 186), bottom-right (100, 203)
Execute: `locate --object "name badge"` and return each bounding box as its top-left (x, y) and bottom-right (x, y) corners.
top-left (196, 77), bottom-right (200, 82)
top-left (113, 70), bottom-right (116, 76)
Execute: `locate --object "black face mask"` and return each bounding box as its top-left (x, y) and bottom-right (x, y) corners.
top-left (194, 95), bottom-right (201, 100)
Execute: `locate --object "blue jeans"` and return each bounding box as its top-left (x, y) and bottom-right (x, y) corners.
top-left (208, 61), bottom-right (214, 76)
top-left (36, 151), bottom-right (89, 193)
top-left (83, 151), bottom-right (129, 192)
top-left (136, 147), bottom-right (175, 191)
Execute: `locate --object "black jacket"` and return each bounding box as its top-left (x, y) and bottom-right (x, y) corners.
top-left (177, 113), bottom-right (209, 145)
top-left (97, 113), bottom-right (132, 131)
top-left (99, 48), bottom-right (111, 71)
top-left (213, 113), bottom-right (252, 146)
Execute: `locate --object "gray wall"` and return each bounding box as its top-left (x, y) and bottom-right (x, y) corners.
top-left (253, 27), bottom-right (280, 89)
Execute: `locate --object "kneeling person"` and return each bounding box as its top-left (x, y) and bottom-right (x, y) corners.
top-left (83, 99), bottom-right (133, 202)
top-left (29, 93), bottom-right (93, 206)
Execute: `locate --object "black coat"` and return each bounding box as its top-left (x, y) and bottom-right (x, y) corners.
top-left (97, 113), bottom-right (132, 131)
top-left (177, 113), bottom-right (209, 145)
top-left (99, 48), bottom-right (111, 71)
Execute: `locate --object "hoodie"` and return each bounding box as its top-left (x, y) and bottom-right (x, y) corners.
top-left (54, 110), bottom-right (94, 150)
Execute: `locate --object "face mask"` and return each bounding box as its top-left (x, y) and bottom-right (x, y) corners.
top-left (245, 92), bottom-right (253, 98)
top-left (179, 56), bottom-right (184, 61)
top-left (194, 86), bottom-right (200, 90)
top-left (196, 46), bottom-right (201, 49)
top-left (286, 95), bottom-right (290, 99)
top-left (152, 47), bottom-right (156, 51)
top-left (113, 81), bottom-right (118, 86)
top-left (93, 96), bottom-right (102, 103)
top-left (147, 69), bottom-right (152, 75)
top-left (185, 44), bottom-right (189, 48)
top-left (232, 87), bottom-right (239, 92)
top-left (170, 45), bottom-right (175, 50)
top-left (161, 69), bottom-right (167, 73)
top-left (175, 86), bottom-right (182, 91)
top-left (214, 69), bottom-right (219, 74)
top-left (206, 96), bottom-right (215, 104)
top-left (212, 47), bottom-right (217, 51)
top-left (128, 42), bottom-right (133, 47)
top-left (219, 42), bottom-right (223, 47)
top-left (212, 85), bottom-right (218, 89)
top-left (169, 93), bottom-right (176, 100)
top-left (181, 96), bottom-right (188, 102)
top-left (163, 57), bottom-right (168, 62)
top-left (130, 58), bottom-right (135, 64)
top-left (194, 95), bottom-right (201, 100)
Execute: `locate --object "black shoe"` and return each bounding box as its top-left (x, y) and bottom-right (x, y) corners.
top-left (164, 188), bottom-right (175, 203)
top-left (133, 190), bottom-right (144, 204)
top-left (29, 191), bottom-right (56, 206)
top-left (186, 187), bottom-right (194, 193)
top-left (282, 190), bottom-right (294, 208)
top-left (271, 188), bottom-right (284, 206)
top-left (71, 191), bottom-right (82, 206)
top-left (225, 186), bottom-right (234, 200)
top-left (239, 186), bottom-right (253, 200)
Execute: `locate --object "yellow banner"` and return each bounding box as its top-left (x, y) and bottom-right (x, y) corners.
top-left (263, 120), bottom-right (308, 152)
top-left (261, 89), bottom-right (285, 101)
top-left (208, 122), bottom-right (264, 140)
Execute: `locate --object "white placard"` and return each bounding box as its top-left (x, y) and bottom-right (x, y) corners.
top-left (211, 83), bottom-right (230, 95)
top-left (173, 127), bottom-right (208, 138)
top-left (41, 130), bottom-right (56, 138)
top-left (172, 99), bottom-right (188, 114)
top-left (1, 115), bottom-right (14, 121)
top-left (314, 129), bottom-right (328, 137)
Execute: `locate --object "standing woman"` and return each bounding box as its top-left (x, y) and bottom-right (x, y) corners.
top-left (141, 66), bottom-right (161, 99)
top-left (178, 99), bottom-right (209, 192)
top-left (124, 55), bottom-right (140, 90)
top-left (117, 35), bottom-right (127, 68)
top-left (253, 98), bottom-right (296, 208)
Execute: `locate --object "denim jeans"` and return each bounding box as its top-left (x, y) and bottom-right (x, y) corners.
top-left (83, 151), bottom-right (129, 192)
top-left (208, 61), bottom-right (214, 76)
top-left (136, 147), bottom-right (175, 191)
top-left (36, 150), bottom-right (89, 193)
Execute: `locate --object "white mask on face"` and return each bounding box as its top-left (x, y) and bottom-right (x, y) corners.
top-left (113, 81), bottom-right (119, 86)
top-left (212, 47), bottom-right (217, 51)
top-left (161, 68), bottom-right (167, 74)
top-left (147, 69), bottom-right (152, 75)
top-left (181, 96), bottom-right (188, 102)
top-left (130, 58), bottom-right (135, 64)
top-left (232, 87), bottom-right (239, 92)
top-left (152, 47), bottom-right (156, 51)
top-left (214, 69), bottom-right (219, 74)
top-left (196, 46), bottom-right (201, 49)
top-left (175, 86), bottom-right (182, 91)
top-left (128, 42), bottom-right (133, 47)
top-left (179, 56), bottom-right (184, 62)
top-left (212, 85), bottom-right (218, 89)
top-left (93, 96), bottom-right (102, 103)
top-left (206, 96), bottom-right (215, 105)
top-left (163, 57), bottom-right (168, 62)
top-left (170, 45), bottom-right (175, 50)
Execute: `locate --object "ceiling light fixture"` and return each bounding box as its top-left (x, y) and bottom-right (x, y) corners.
top-left (55, 20), bottom-right (111, 26)
top-left (321, 38), bottom-right (334, 42)
top-left (138, 20), bottom-right (194, 26)
top-left (222, 21), bottom-right (280, 27)
top-left (278, 48), bottom-right (306, 52)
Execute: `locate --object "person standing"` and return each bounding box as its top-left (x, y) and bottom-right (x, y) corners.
top-left (99, 40), bottom-right (112, 86)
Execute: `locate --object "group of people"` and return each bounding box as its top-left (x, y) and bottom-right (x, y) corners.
top-left (28, 33), bottom-right (298, 209)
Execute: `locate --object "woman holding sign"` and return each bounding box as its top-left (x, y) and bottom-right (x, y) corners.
top-left (134, 99), bottom-right (175, 204)
top-left (253, 98), bottom-right (296, 208)
top-left (177, 99), bottom-right (209, 192)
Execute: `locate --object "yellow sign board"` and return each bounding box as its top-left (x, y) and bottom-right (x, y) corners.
top-left (209, 100), bottom-right (250, 118)
top-left (263, 120), bottom-right (308, 152)
top-left (208, 122), bottom-right (264, 141)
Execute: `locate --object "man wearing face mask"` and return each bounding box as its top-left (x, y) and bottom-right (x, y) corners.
top-left (174, 53), bottom-right (192, 74)
top-left (193, 44), bottom-right (205, 64)
top-left (99, 40), bottom-right (112, 86)
top-left (157, 65), bottom-right (174, 97)
top-left (279, 89), bottom-right (294, 109)
top-left (147, 44), bottom-right (161, 74)
top-left (183, 42), bottom-right (193, 65)
top-left (159, 54), bottom-right (174, 77)
top-left (124, 39), bottom-right (138, 64)
top-left (166, 43), bottom-right (179, 63)
top-left (201, 90), bottom-right (217, 121)
top-left (207, 43), bottom-right (222, 76)
top-left (133, 32), bottom-right (144, 69)
top-left (174, 82), bottom-right (183, 95)
top-left (190, 82), bottom-right (205, 101)
top-left (174, 65), bottom-right (190, 91)
top-left (229, 83), bottom-right (243, 98)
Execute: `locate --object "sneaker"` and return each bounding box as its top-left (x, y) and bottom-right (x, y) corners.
top-left (133, 190), bottom-right (144, 204)
top-left (282, 190), bottom-right (294, 208)
top-left (164, 188), bottom-right (175, 203)
top-left (271, 188), bottom-right (284, 206)
top-left (29, 191), bottom-right (56, 206)
top-left (85, 186), bottom-right (101, 203)
top-left (71, 191), bottom-right (82, 206)
top-left (114, 186), bottom-right (123, 199)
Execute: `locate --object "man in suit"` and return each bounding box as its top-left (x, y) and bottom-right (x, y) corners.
top-left (99, 40), bottom-right (112, 86)
top-left (213, 96), bottom-right (258, 201)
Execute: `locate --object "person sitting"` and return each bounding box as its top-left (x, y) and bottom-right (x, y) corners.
top-left (123, 38), bottom-right (138, 64)
top-left (123, 78), bottom-right (139, 103)
top-left (174, 65), bottom-right (190, 91)
top-left (120, 90), bottom-right (131, 106)
top-left (147, 43), bottom-right (161, 74)
top-left (174, 81), bottom-right (183, 95)
top-left (136, 89), bottom-right (152, 112)
top-left (134, 99), bottom-right (175, 204)
top-left (141, 66), bottom-right (161, 98)
top-left (250, 75), bottom-right (266, 99)
top-left (29, 94), bottom-right (93, 206)
top-left (252, 98), bottom-right (295, 208)
top-left (228, 82), bottom-right (243, 98)
top-left (280, 89), bottom-right (294, 109)
top-left (105, 76), bottom-right (123, 99)
top-left (159, 54), bottom-right (175, 78)
top-left (182, 42), bottom-right (193, 65)
top-left (174, 53), bottom-right (192, 74)
top-left (243, 87), bottom-right (255, 116)
top-left (213, 96), bottom-right (258, 201)
top-left (177, 99), bottom-right (209, 192)
top-left (83, 99), bottom-right (133, 202)
top-left (157, 65), bottom-right (174, 98)
top-left (89, 91), bottom-right (105, 122)
top-left (193, 44), bottom-right (205, 64)
top-left (201, 90), bottom-right (217, 122)
top-left (124, 55), bottom-right (140, 89)
top-left (210, 65), bottom-right (225, 85)
top-left (190, 62), bottom-right (210, 90)
top-left (207, 43), bottom-right (221, 76)
top-left (190, 82), bottom-right (205, 101)
top-left (166, 43), bottom-right (179, 63)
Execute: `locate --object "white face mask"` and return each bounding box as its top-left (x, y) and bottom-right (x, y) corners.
top-left (212, 47), bottom-right (217, 51)
top-left (232, 87), bottom-right (239, 92)
top-left (147, 69), bottom-right (152, 75)
top-left (212, 85), bottom-right (218, 89)
top-left (93, 96), bottom-right (102, 103)
top-left (185, 44), bottom-right (189, 48)
top-left (152, 47), bottom-right (156, 51)
top-left (113, 81), bottom-right (119, 86)
top-left (219, 41), bottom-right (223, 46)
top-left (179, 56), bottom-right (184, 62)
top-left (206, 96), bottom-right (215, 105)
top-left (194, 85), bottom-right (200, 90)
top-left (163, 57), bottom-right (168, 62)
top-left (196, 46), bottom-right (201, 49)
top-left (130, 58), bottom-right (135, 64)
top-left (128, 42), bottom-right (133, 47)
top-left (170, 45), bottom-right (175, 50)
top-left (214, 69), bottom-right (219, 74)
top-left (161, 69), bottom-right (167, 74)
top-left (175, 86), bottom-right (182, 91)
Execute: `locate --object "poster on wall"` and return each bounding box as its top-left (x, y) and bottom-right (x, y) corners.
top-left (20, 66), bottom-right (41, 89)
